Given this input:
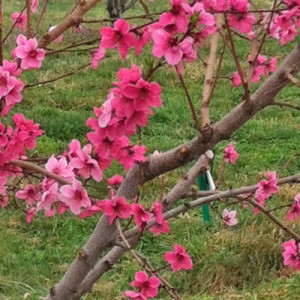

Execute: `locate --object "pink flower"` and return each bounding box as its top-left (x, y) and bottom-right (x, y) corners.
top-left (26, 207), bottom-right (36, 223)
top-left (286, 194), bottom-right (300, 221)
top-left (0, 195), bottom-right (9, 208)
top-left (91, 46), bottom-right (106, 69)
top-left (228, 13), bottom-right (256, 34)
top-left (0, 69), bottom-right (16, 98)
top-left (283, 239), bottom-right (300, 270)
top-left (232, 72), bottom-right (242, 87)
top-left (255, 171), bottom-right (279, 203)
top-left (70, 145), bottom-right (103, 182)
top-left (31, 0), bottom-right (39, 13)
top-left (13, 113), bottom-right (43, 150)
top-left (79, 201), bottom-right (105, 219)
top-left (45, 155), bottom-right (74, 179)
top-left (107, 174), bottom-right (123, 186)
top-left (152, 29), bottom-right (183, 65)
top-left (15, 35), bottom-right (45, 70)
top-left (130, 271), bottom-right (161, 298)
top-left (100, 19), bottom-right (136, 59)
top-left (131, 203), bottom-right (152, 229)
top-left (223, 144), bottom-right (239, 165)
top-left (3, 60), bottom-right (22, 76)
top-left (159, 0), bottom-right (189, 34)
top-left (102, 196), bottom-right (132, 225)
top-left (38, 183), bottom-right (59, 212)
top-left (124, 291), bottom-right (148, 300)
top-left (164, 244), bottom-right (193, 271)
top-left (222, 208), bottom-right (238, 226)
top-left (59, 180), bottom-right (91, 215)
top-left (11, 12), bottom-right (27, 31)
top-left (16, 184), bottom-right (40, 205)
top-left (149, 220), bottom-right (170, 236)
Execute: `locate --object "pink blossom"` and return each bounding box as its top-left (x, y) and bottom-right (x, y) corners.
top-left (283, 239), bottom-right (300, 270)
top-left (118, 145), bottom-right (147, 170)
top-left (149, 220), bottom-right (170, 236)
top-left (228, 13), bottom-right (256, 34)
top-left (130, 271), bottom-right (161, 298)
top-left (107, 174), bottom-right (123, 186)
top-left (131, 203), bottom-right (152, 229)
top-left (31, 0), bottom-right (39, 13)
top-left (0, 176), bottom-right (7, 194)
top-left (102, 196), bottom-right (132, 225)
top-left (232, 72), bottom-right (242, 87)
top-left (280, 26), bottom-right (298, 45)
top-left (16, 184), bottom-right (40, 205)
top-left (15, 35), bottom-right (45, 70)
top-left (0, 195), bottom-right (9, 208)
top-left (79, 201), bottom-right (105, 219)
top-left (0, 69), bottom-right (15, 98)
top-left (286, 194), bottom-right (300, 221)
top-left (91, 46), bottom-right (106, 69)
top-left (159, 0), bottom-right (189, 34)
top-left (203, 0), bottom-right (227, 11)
top-left (3, 60), bottom-right (22, 76)
top-left (70, 144), bottom-right (103, 182)
top-left (164, 244), bottom-right (193, 271)
top-left (59, 180), bottom-right (91, 215)
top-left (45, 155), bottom-right (74, 179)
top-left (38, 183), bottom-right (59, 212)
top-left (124, 291), bottom-right (148, 300)
top-left (255, 171), bottom-right (279, 204)
top-left (26, 207), bottom-right (36, 223)
top-left (3, 77), bottom-right (24, 114)
top-left (100, 19), bottom-right (136, 59)
top-left (222, 208), bottom-right (238, 226)
top-left (11, 12), bottom-right (27, 31)
top-left (223, 144), bottom-right (239, 165)
top-left (152, 29), bottom-right (183, 65)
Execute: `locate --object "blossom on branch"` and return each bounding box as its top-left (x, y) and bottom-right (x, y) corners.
top-left (11, 12), bottom-right (27, 31)
top-left (130, 271), bottom-right (161, 298)
top-left (164, 244), bottom-right (193, 271)
top-left (222, 208), bottom-right (238, 226)
top-left (15, 35), bottom-right (45, 70)
top-left (283, 239), bottom-right (300, 270)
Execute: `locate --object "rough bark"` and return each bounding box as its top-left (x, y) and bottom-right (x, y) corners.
top-left (38, 0), bottom-right (103, 49)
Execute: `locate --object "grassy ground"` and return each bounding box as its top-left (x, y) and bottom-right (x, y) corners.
top-left (0, 0), bottom-right (300, 299)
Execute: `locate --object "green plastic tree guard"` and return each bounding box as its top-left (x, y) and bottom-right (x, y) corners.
top-left (197, 162), bottom-right (214, 222)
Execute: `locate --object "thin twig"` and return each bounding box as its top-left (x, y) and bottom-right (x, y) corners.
top-left (271, 101), bottom-right (300, 111)
top-left (24, 63), bottom-right (90, 88)
top-left (46, 38), bottom-right (99, 55)
top-left (2, 4), bottom-right (26, 44)
top-left (36, 0), bottom-right (50, 32)
top-left (116, 220), bottom-right (183, 300)
top-left (200, 15), bottom-right (221, 128)
top-left (224, 15), bottom-right (250, 102)
top-left (26, 0), bottom-right (32, 38)
top-left (248, 198), bottom-right (300, 242)
top-left (176, 67), bottom-right (201, 131)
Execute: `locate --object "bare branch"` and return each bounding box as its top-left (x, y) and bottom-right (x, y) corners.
top-left (38, 0), bottom-right (103, 49)
top-left (201, 16), bottom-right (221, 128)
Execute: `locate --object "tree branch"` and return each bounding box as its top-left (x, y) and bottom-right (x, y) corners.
top-left (38, 0), bottom-right (103, 49)
top-left (200, 16), bottom-right (221, 128)
top-left (45, 42), bottom-right (300, 300)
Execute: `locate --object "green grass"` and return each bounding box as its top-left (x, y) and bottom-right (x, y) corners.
top-left (0, 0), bottom-right (300, 299)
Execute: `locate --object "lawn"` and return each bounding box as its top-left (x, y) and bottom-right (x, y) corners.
top-left (0, 0), bottom-right (300, 299)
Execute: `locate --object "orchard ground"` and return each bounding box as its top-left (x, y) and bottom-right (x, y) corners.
top-left (1, 0), bottom-right (300, 299)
